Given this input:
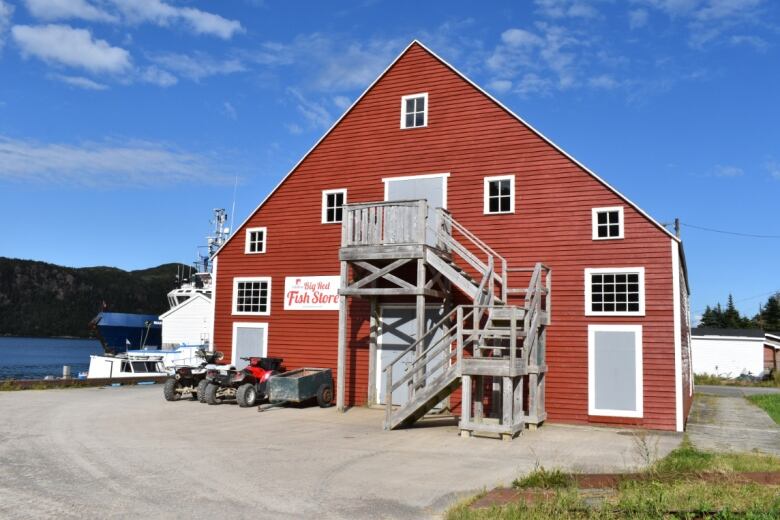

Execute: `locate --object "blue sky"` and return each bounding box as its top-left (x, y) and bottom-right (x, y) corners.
top-left (0, 0), bottom-right (778, 320)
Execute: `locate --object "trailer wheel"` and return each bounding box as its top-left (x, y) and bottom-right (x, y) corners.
top-left (236, 383), bottom-right (258, 408)
top-left (163, 378), bottom-right (180, 402)
top-left (316, 384), bottom-right (333, 408)
top-left (196, 379), bottom-right (209, 403)
top-left (205, 383), bottom-right (220, 405)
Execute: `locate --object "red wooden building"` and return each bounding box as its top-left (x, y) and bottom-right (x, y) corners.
top-left (211, 41), bottom-right (693, 435)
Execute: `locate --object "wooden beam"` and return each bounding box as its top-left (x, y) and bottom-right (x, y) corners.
top-left (414, 258), bottom-right (426, 391)
top-left (339, 287), bottom-right (444, 298)
top-left (336, 261), bottom-right (348, 412)
top-left (353, 259), bottom-right (414, 290)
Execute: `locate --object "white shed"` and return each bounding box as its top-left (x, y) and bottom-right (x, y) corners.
top-left (159, 294), bottom-right (213, 348)
top-left (691, 328), bottom-right (766, 378)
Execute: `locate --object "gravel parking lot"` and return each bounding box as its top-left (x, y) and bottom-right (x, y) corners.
top-left (0, 385), bottom-right (681, 519)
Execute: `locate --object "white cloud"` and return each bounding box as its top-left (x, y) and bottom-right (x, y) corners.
top-left (287, 88), bottom-right (332, 130)
top-left (501, 28), bottom-right (544, 47)
top-left (729, 34), bottom-right (768, 51)
top-left (588, 74), bottom-right (620, 89)
top-left (0, 0), bottom-right (13, 51)
top-left (23, 0), bottom-right (117, 23)
top-left (109, 0), bottom-right (243, 39)
top-left (629, 8), bottom-right (649, 29)
top-left (51, 73), bottom-right (108, 90)
top-left (148, 51), bottom-right (244, 81)
top-left (222, 101), bottom-right (236, 120)
top-left (331, 95), bottom-right (351, 110)
top-left (285, 122), bottom-right (303, 135)
top-left (534, 0), bottom-right (600, 19)
top-left (488, 79), bottom-right (513, 93)
top-left (0, 135), bottom-right (230, 187)
top-left (141, 65), bottom-right (177, 86)
top-left (766, 160), bottom-right (780, 180)
top-left (12, 24), bottom-right (131, 73)
top-left (714, 164), bottom-right (744, 177)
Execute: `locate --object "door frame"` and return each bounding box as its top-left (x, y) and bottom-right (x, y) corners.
top-left (231, 322), bottom-right (269, 367)
top-left (381, 172), bottom-right (450, 209)
top-left (375, 303), bottom-right (445, 405)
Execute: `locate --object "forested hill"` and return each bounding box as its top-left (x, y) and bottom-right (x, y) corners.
top-left (0, 257), bottom-right (188, 338)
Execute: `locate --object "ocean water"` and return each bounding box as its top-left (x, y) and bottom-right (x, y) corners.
top-left (0, 337), bottom-right (103, 380)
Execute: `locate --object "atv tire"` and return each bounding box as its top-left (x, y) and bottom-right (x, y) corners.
top-left (316, 383), bottom-right (333, 408)
top-left (205, 383), bottom-right (221, 405)
top-left (163, 378), bottom-right (180, 402)
top-left (196, 379), bottom-right (209, 403)
top-left (236, 383), bottom-right (258, 408)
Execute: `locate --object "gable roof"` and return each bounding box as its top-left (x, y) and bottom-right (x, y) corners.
top-left (691, 327), bottom-right (765, 338)
top-left (214, 40), bottom-right (679, 258)
top-left (158, 292), bottom-right (211, 320)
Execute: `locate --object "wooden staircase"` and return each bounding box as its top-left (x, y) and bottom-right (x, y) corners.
top-left (338, 200), bottom-right (551, 439)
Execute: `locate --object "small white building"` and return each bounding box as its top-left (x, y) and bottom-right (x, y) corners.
top-left (691, 328), bottom-right (767, 378)
top-left (159, 293), bottom-right (212, 348)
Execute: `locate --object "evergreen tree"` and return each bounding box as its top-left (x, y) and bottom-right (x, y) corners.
top-left (700, 305), bottom-right (719, 328)
top-left (722, 294), bottom-right (742, 328)
top-left (760, 294), bottom-right (780, 331)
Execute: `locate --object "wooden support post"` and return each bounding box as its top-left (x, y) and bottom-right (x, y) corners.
top-left (367, 297), bottom-right (378, 406)
top-left (502, 376), bottom-right (512, 427)
top-left (414, 258), bottom-right (425, 391)
top-left (474, 375), bottom-right (484, 422)
top-left (460, 374), bottom-right (471, 436)
top-left (336, 261), bottom-right (348, 412)
top-left (513, 376), bottom-right (524, 427)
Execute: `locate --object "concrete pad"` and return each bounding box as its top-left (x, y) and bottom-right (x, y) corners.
top-left (0, 386), bottom-right (681, 519)
top-left (688, 393), bottom-right (780, 456)
top-left (696, 385), bottom-right (780, 397)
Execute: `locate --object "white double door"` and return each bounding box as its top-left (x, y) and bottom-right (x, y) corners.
top-left (377, 306), bottom-right (447, 406)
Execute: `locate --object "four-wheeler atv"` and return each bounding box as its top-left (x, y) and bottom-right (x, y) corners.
top-left (163, 349), bottom-right (225, 402)
top-left (204, 356), bottom-right (284, 407)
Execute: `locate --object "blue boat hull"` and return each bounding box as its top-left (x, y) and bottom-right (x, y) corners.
top-left (91, 312), bottom-right (161, 353)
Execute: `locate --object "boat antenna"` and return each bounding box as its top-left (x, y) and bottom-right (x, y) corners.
top-left (230, 175), bottom-right (238, 237)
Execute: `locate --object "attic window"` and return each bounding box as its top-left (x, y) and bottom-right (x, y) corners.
top-left (400, 93), bottom-right (427, 129)
top-left (245, 227), bottom-right (266, 254)
top-left (484, 175), bottom-right (515, 214)
top-left (592, 207), bottom-right (624, 240)
top-left (322, 189), bottom-right (347, 224)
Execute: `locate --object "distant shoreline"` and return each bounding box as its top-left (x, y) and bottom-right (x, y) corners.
top-left (0, 335), bottom-right (95, 341)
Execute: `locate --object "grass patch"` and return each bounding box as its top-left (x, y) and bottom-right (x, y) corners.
top-left (748, 394), bottom-right (780, 424)
top-left (513, 467), bottom-right (574, 489)
top-left (695, 372), bottom-right (780, 388)
top-left (446, 438), bottom-right (780, 519)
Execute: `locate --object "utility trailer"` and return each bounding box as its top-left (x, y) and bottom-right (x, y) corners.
top-left (261, 368), bottom-right (334, 409)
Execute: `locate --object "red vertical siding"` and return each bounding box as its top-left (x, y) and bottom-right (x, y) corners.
top-left (213, 43), bottom-right (682, 429)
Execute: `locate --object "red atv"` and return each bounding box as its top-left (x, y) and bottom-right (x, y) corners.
top-left (204, 357), bottom-right (283, 407)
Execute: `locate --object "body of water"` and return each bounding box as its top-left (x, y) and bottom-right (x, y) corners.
top-left (0, 337), bottom-right (103, 380)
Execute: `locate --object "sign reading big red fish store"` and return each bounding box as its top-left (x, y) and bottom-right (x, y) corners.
top-left (283, 276), bottom-right (340, 310)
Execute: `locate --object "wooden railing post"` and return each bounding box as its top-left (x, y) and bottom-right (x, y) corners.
top-left (456, 306), bottom-right (464, 371)
top-left (510, 306), bottom-right (517, 365)
top-left (418, 199), bottom-right (427, 245)
top-left (385, 366), bottom-right (393, 428)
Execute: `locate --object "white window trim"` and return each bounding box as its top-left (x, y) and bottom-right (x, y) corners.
top-left (232, 276), bottom-right (272, 316)
top-left (483, 175), bottom-right (516, 215)
top-left (231, 322), bottom-right (268, 366)
top-left (244, 226), bottom-right (267, 254)
top-left (321, 188), bottom-right (347, 224)
top-left (584, 267), bottom-right (645, 317)
top-left (382, 172), bottom-right (449, 208)
top-left (592, 206), bottom-right (624, 240)
top-left (588, 324), bottom-right (644, 418)
top-left (400, 92), bottom-right (428, 129)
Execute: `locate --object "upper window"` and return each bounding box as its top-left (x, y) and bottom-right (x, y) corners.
top-left (585, 267), bottom-right (645, 316)
top-left (245, 227), bottom-right (266, 254)
top-left (232, 277), bottom-right (271, 316)
top-left (484, 175), bottom-right (515, 214)
top-left (400, 93), bottom-right (428, 129)
top-left (322, 189), bottom-right (347, 224)
top-left (592, 207), bottom-right (624, 240)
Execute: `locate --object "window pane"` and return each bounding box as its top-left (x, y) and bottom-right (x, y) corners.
top-left (597, 212), bottom-right (607, 225)
top-left (334, 207), bottom-right (343, 222)
top-left (489, 181), bottom-right (499, 197)
top-left (415, 112), bottom-right (424, 126)
top-left (609, 225), bottom-right (620, 236)
top-left (327, 208), bottom-right (335, 222)
top-left (335, 192), bottom-right (344, 206)
top-left (598, 226), bottom-right (608, 238)
top-left (416, 97), bottom-right (425, 112)
top-left (405, 99), bottom-right (414, 113)
top-left (499, 180), bottom-right (511, 196)
top-left (499, 196), bottom-right (510, 212)
top-left (608, 211), bottom-right (619, 224)
top-left (489, 198), bottom-right (499, 213)
top-left (405, 113), bottom-right (414, 127)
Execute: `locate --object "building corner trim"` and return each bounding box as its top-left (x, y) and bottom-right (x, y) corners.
top-left (671, 239), bottom-right (683, 432)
